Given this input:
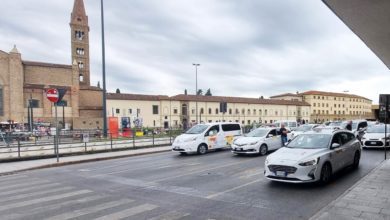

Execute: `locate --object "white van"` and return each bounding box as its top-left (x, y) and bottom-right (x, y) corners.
top-left (172, 122), bottom-right (242, 155)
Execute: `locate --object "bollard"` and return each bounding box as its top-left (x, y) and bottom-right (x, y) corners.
top-left (17, 137), bottom-right (21, 158)
top-left (133, 132), bottom-right (135, 148)
top-left (110, 133), bottom-right (113, 150)
top-left (110, 133), bottom-right (113, 151)
top-left (85, 141), bottom-right (87, 152)
top-left (152, 130), bottom-right (155, 147)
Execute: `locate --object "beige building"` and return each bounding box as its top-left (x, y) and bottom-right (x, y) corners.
top-left (271, 90), bottom-right (373, 122)
top-left (0, 0), bottom-right (102, 129)
top-left (107, 93), bottom-right (311, 129)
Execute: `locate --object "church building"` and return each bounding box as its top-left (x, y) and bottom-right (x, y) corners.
top-left (0, 0), bottom-right (103, 129)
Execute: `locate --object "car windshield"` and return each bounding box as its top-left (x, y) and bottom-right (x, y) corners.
top-left (329, 121), bottom-right (341, 126)
top-left (295, 125), bottom-right (312, 132)
top-left (185, 125), bottom-right (209, 134)
top-left (286, 134), bottom-right (332, 149)
top-left (245, 129), bottom-right (269, 137)
top-left (366, 125), bottom-right (390, 133)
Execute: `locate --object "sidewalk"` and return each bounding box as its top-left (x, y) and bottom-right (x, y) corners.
top-left (0, 146), bottom-right (171, 176)
top-left (311, 159), bottom-right (390, 220)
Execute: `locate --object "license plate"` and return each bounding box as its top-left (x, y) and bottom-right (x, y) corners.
top-left (275, 171), bottom-right (286, 176)
top-left (370, 142), bottom-right (376, 145)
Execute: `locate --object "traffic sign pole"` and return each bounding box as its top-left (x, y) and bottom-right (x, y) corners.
top-left (55, 103), bottom-right (59, 162)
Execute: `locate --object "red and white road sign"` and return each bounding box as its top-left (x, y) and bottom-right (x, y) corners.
top-left (46, 88), bottom-right (59, 103)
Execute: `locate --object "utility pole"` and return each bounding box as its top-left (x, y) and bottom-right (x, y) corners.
top-left (193, 63), bottom-right (200, 124)
top-left (101, 0), bottom-right (108, 137)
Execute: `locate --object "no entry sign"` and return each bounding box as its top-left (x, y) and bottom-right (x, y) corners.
top-left (46, 88), bottom-right (59, 103)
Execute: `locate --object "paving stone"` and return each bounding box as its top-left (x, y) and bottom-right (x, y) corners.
top-left (360, 212), bottom-right (390, 220)
top-left (327, 206), bottom-right (362, 217)
top-left (316, 211), bottom-right (363, 220)
top-left (347, 204), bottom-right (381, 214)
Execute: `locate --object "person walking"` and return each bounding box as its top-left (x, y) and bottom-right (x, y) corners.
top-left (279, 124), bottom-right (288, 146)
top-left (346, 121), bottom-right (352, 131)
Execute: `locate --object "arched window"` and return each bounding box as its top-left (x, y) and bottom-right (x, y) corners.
top-left (215, 108), bottom-right (219, 114)
top-left (208, 108), bottom-right (212, 114)
top-left (229, 108), bottom-right (232, 115)
top-left (200, 108), bottom-right (204, 114)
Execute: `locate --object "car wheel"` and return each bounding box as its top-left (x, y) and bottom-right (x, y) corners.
top-left (197, 144), bottom-right (208, 155)
top-left (259, 144), bottom-right (268, 156)
top-left (319, 163), bottom-right (332, 185)
top-left (352, 151), bottom-right (360, 169)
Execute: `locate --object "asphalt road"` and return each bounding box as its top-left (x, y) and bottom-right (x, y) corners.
top-left (0, 148), bottom-right (385, 220)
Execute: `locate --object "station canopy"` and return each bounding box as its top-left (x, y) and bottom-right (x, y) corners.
top-left (323, 0), bottom-right (390, 69)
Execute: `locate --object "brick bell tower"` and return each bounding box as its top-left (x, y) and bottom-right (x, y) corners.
top-left (70, 0), bottom-right (90, 86)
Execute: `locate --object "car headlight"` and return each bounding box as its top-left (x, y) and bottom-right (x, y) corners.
top-left (249, 141), bottom-right (259, 145)
top-left (185, 137), bottom-right (197, 142)
top-left (265, 158), bottom-right (269, 164)
top-left (299, 157), bottom-right (320, 166)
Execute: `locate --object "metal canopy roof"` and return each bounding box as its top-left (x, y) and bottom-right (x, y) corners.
top-left (322, 0), bottom-right (390, 70)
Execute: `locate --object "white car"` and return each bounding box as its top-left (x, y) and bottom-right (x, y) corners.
top-left (172, 122), bottom-right (242, 155)
top-left (231, 128), bottom-right (281, 155)
top-left (264, 129), bottom-right (361, 184)
top-left (290, 124), bottom-right (319, 139)
top-left (362, 124), bottom-right (390, 148)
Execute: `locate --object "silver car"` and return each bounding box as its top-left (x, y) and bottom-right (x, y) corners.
top-left (265, 129), bottom-right (361, 184)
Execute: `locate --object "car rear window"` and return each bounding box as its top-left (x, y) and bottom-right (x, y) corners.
top-left (221, 124), bottom-right (241, 131)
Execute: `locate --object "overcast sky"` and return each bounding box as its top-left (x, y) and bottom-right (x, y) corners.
top-left (0, 0), bottom-right (388, 103)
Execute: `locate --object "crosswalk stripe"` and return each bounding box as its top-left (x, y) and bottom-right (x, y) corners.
top-left (0, 182), bottom-right (61, 197)
top-left (0, 189), bottom-right (92, 212)
top-left (43, 198), bottom-right (135, 220)
top-left (1, 195), bottom-right (105, 220)
top-left (0, 175), bottom-right (28, 183)
top-left (94, 204), bottom-right (159, 220)
top-left (148, 210), bottom-right (190, 220)
top-left (0, 179), bottom-right (49, 191)
top-left (0, 186), bottom-right (74, 203)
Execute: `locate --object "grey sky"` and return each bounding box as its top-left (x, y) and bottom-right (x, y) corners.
top-left (0, 0), bottom-right (388, 103)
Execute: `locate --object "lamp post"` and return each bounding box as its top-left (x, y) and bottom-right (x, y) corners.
top-left (193, 63), bottom-right (200, 124)
top-left (101, 0), bottom-right (108, 137)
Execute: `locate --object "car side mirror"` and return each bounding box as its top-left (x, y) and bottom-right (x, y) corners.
top-left (208, 130), bottom-right (215, 136)
top-left (331, 143), bottom-right (340, 149)
top-left (268, 134), bottom-right (273, 138)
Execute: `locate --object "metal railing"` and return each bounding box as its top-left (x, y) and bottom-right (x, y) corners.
top-left (0, 128), bottom-right (183, 162)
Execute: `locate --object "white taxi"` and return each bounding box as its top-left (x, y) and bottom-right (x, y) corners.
top-left (264, 129), bottom-right (361, 184)
top-left (231, 127), bottom-right (281, 156)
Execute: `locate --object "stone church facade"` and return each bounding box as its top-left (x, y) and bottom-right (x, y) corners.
top-left (0, 0), bottom-right (103, 129)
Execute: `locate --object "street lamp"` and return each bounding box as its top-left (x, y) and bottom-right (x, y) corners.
top-left (193, 63), bottom-right (200, 124)
top-left (101, 0), bottom-right (108, 137)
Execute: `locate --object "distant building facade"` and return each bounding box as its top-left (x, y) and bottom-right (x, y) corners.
top-left (271, 90), bottom-right (373, 122)
top-left (107, 93), bottom-right (311, 128)
top-left (0, 0), bottom-right (102, 129)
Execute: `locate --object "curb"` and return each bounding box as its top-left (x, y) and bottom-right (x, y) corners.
top-left (0, 149), bottom-right (171, 176)
top-left (308, 159), bottom-right (388, 220)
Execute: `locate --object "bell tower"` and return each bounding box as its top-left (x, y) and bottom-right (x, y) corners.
top-left (70, 0), bottom-right (90, 86)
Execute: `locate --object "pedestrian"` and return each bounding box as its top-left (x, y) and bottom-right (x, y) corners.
top-left (346, 121), bottom-right (352, 131)
top-left (279, 124), bottom-right (288, 146)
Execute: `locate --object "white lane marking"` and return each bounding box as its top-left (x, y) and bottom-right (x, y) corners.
top-left (0, 182), bottom-right (61, 197)
top-left (0, 186), bottom-right (74, 203)
top-left (43, 198), bottom-right (134, 220)
top-left (148, 210), bottom-right (190, 220)
top-left (206, 179), bottom-right (263, 199)
top-left (0, 175), bottom-right (28, 183)
top-left (94, 204), bottom-right (158, 220)
top-left (0, 190), bottom-right (92, 212)
top-left (90, 162), bottom-right (203, 177)
top-left (0, 179), bottom-right (49, 191)
top-left (152, 158), bottom-right (259, 182)
top-left (2, 195), bottom-right (105, 220)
